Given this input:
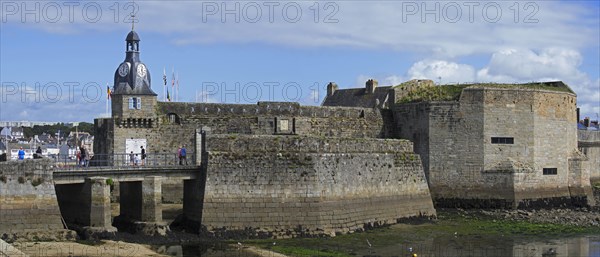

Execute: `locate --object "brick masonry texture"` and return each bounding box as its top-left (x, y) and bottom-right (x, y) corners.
top-left (201, 135), bottom-right (435, 237)
top-left (392, 88), bottom-right (594, 208)
top-left (579, 130), bottom-right (600, 182)
top-left (0, 159), bottom-right (64, 234)
top-left (89, 83), bottom-right (596, 238)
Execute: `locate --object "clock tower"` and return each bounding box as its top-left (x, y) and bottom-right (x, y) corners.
top-left (111, 29), bottom-right (157, 125)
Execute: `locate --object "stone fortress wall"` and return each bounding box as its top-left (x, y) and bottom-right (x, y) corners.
top-left (96, 101), bottom-right (395, 204)
top-left (200, 135), bottom-right (435, 237)
top-left (94, 98), bottom-right (431, 237)
top-left (97, 101), bottom-right (390, 159)
top-left (392, 86), bottom-right (594, 208)
top-left (0, 159), bottom-right (74, 241)
top-left (579, 130), bottom-right (600, 182)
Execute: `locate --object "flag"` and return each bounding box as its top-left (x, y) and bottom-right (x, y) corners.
top-left (107, 84), bottom-right (111, 99)
top-left (163, 68), bottom-right (167, 86)
top-left (167, 89), bottom-right (171, 102)
top-left (176, 73), bottom-right (179, 101)
top-left (171, 70), bottom-right (176, 88)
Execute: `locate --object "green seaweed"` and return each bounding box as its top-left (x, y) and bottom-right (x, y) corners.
top-left (396, 82), bottom-right (573, 103)
top-left (243, 210), bottom-right (600, 256)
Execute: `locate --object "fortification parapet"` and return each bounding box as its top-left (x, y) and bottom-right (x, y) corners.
top-left (199, 134), bottom-right (435, 238)
top-left (579, 130), bottom-right (600, 182)
top-left (392, 85), bottom-right (592, 208)
top-left (0, 159), bottom-right (76, 242)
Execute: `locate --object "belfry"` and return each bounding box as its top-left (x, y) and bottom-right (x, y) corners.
top-left (110, 29), bottom-right (157, 124)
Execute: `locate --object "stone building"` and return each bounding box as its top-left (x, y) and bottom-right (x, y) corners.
top-left (94, 28), bottom-right (595, 237)
top-left (94, 30), bottom-right (436, 237)
top-left (327, 79), bottom-right (595, 208)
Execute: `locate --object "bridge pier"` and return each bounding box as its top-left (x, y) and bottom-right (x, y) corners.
top-left (55, 177), bottom-right (117, 238)
top-left (86, 177), bottom-right (113, 228)
top-left (115, 176), bottom-right (168, 235)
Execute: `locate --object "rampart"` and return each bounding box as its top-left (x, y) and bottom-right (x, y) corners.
top-left (579, 130), bottom-right (600, 182)
top-left (200, 135), bottom-right (436, 237)
top-left (95, 102), bottom-right (395, 204)
top-left (97, 102), bottom-right (391, 159)
top-left (392, 87), bottom-right (594, 208)
top-left (0, 159), bottom-right (74, 242)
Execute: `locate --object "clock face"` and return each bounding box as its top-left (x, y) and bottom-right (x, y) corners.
top-left (137, 64), bottom-right (147, 78)
top-left (118, 63), bottom-right (129, 77)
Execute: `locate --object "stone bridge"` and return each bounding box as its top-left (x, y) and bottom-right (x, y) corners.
top-left (52, 165), bottom-right (205, 235)
top-left (0, 159), bottom-right (206, 239)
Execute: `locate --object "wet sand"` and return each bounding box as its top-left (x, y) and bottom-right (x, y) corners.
top-left (12, 240), bottom-right (169, 257)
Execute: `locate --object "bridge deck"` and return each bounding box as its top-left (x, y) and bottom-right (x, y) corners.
top-left (53, 166), bottom-right (200, 184)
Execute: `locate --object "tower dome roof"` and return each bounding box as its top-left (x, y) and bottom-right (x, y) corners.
top-left (126, 30), bottom-right (140, 41)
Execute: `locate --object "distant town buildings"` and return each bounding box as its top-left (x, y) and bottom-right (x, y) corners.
top-left (579, 116), bottom-right (600, 131)
top-left (0, 121), bottom-right (79, 128)
top-left (0, 125), bottom-right (93, 160)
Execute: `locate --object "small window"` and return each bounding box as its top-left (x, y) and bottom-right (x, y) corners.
top-left (168, 113), bottom-right (179, 124)
top-left (543, 168), bottom-right (557, 175)
top-left (129, 97), bottom-right (142, 110)
top-left (491, 137), bottom-right (514, 144)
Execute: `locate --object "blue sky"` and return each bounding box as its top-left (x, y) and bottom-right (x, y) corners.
top-left (1, 0), bottom-right (599, 122)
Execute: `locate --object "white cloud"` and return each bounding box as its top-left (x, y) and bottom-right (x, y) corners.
top-left (407, 60), bottom-right (476, 84)
top-left (381, 75), bottom-right (406, 87)
top-left (195, 90), bottom-right (219, 103)
top-left (5, 1), bottom-right (597, 57)
top-left (363, 47), bottom-right (599, 118)
top-left (0, 84), bottom-right (106, 122)
top-left (475, 48), bottom-right (599, 115)
top-left (476, 48), bottom-right (586, 82)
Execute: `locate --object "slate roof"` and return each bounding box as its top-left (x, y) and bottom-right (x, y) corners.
top-left (126, 30), bottom-right (140, 41)
top-left (322, 86), bottom-right (391, 108)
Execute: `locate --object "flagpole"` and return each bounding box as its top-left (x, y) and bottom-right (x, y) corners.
top-left (106, 83), bottom-right (110, 117)
top-left (163, 67), bottom-right (167, 102)
top-left (171, 67), bottom-right (175, 102)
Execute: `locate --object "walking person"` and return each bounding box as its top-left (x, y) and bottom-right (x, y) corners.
top-left (18, 147), bottom-right (25, 160)
top-left (177, 147), bottom-right (182, 165)
top-left (35, 146), bottom-right (42, 159)
top-left (140, 146), bottom-right (146, 166)
top-left (80, 146), bottom-right (88, 167)
top-left (76, 150), bottom-right (81, 166)
top-left (129, 151), bottom-right (135, 166)
top-left (180, 145), bottom-right (187, 165)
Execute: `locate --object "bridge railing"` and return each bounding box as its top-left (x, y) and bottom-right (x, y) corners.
top-left (54, 153), bottom-right (196, 170)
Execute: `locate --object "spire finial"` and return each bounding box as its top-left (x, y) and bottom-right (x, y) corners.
top-left (130, 0), bottom-right (136, 31)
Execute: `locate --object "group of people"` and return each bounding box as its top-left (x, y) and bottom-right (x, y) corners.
top-left (129, 146), bottom-right (147, 166)
top-left (17, 146), bottom-right (44, 160)
top-left (16, 145), bottom-right (90, 168)
top-left (127, 145), bottom-right (188, 166)
top-left (76, 145), bottom-right (90, 167)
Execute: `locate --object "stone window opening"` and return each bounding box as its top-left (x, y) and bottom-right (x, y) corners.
top-left (491, 137), bottom-right (514, 144)
top-left (168, 113), bottom-right (180, 124)
top-left (542, 168), bottom-right (557, 175)
top-left (128, 97), bottom-right (142, 110)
